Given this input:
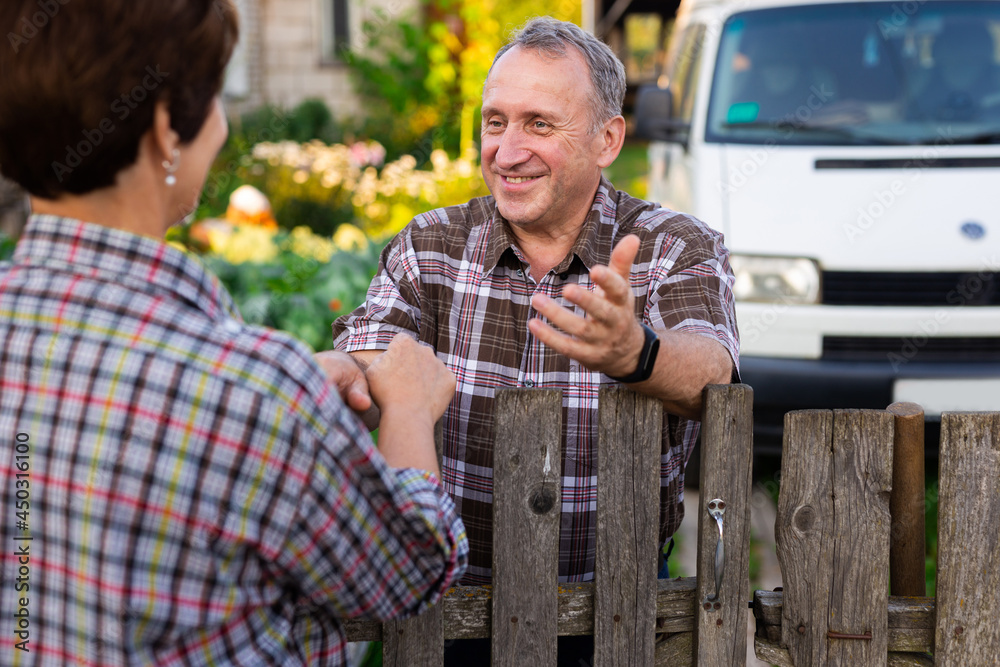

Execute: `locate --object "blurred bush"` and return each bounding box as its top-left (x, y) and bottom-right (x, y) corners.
top-left (202, 140), bottom-right (488, 241)
top-left (197, 99), bottom-right (347, 229)
top-left (0, 232), bottom-right (15, 261)
top-left (184, 224), bottom-right (381, 352)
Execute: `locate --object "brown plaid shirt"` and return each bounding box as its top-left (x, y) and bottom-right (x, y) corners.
top-left (333, 177), bottom-right (739, 583)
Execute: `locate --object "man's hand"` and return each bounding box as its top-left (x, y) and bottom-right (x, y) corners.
top-left (365, 335), bottom-right (456, 424)
top-left (527, 234), bottom-right (645, 377)
top-left (365, 335), bottom-right (456, 476)
top-left (313, 349), bottom-right (373, 414)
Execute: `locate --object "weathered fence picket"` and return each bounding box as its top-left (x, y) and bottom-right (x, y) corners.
top-left (594, 387), bottom-right (662, 666)
top-left (696, 384), bottom-right (754, 667)
top-left (492, 389), bottom-right (563, 666)
top-left (344, 384), bottom-right (754, 665)
top-left (933, 412), bottom-right (1000, 664)
top-left (753, 409), bottom-right (1000, 666)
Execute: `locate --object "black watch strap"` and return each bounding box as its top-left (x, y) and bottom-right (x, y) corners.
top-left (608, 322), bottom-right (660, 383)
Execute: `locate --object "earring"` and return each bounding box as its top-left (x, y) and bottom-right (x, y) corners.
top-left (162, 149), bottom-right (180, 187)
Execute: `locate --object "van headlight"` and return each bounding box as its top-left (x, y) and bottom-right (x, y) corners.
top-left (730, 255), bottom-right (820, 304)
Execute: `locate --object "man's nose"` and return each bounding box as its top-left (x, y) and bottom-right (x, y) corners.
top-left (494, 127), bottom-right (531, 170)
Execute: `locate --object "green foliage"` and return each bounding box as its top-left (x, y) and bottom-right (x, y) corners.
top-left (0, 232), bottom-right (14, 261)
top-left (201, 235), bottom-right (381, 353)
top-left (342, 7), bottom-right (462, 162)
top-left (603, 141), bottom-right (650, 200)
top-left (925, 478), bottom-right (939, 596)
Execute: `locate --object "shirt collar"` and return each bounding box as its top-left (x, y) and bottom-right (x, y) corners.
top-left (13, 215), bottom-right (241, 322)
top-left (481, 176), bottom-right (621, 275)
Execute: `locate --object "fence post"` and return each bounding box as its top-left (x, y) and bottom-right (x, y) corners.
top-left (887, 402), bottom-right (926, 598)
top-left (594, 387), bottom-right (662, 666)
top-left (491, 389), bottom-right (563, 666)
top-left (934, 412), bottom-right (1000, 665)
top-left (776, 409), bottom-right (893, 666)
top-left (695, 383), bottom-right (754, 667)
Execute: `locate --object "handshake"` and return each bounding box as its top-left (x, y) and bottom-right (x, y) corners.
top-left (314, 336), bottom-right (456, 475)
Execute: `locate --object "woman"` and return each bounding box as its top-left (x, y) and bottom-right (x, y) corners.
top-left (0, 2), bottom-right (467, 664)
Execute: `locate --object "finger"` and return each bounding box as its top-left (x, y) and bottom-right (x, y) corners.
top-left (527, 317), bottom-right (595, 365)
top-left (531, 293), bottom-right (589, 337)
top-left (345, 377), bottom-right (372, 412)
top-left (608, 234), bottom-right (640, 282)
top-left (589, 264), bottom-right (634, 308)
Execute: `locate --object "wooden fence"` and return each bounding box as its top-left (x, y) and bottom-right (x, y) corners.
top-left (752, 407), bottom-right (1000, 666)
top-left (345, 384), bottom-right (755, 665)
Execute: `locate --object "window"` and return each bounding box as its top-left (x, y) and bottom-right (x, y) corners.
top-left (224, 0), bottom-right (250, 97)
top-left (320, 0), bottom-right (350, 61)
top-left (705, 1), bottom-right (1000, 146)
top-left (669, 24), bottom-right (707, 124)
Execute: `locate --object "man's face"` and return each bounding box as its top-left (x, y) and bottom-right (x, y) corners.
top-left (480, 46), bottom-right (610, 236)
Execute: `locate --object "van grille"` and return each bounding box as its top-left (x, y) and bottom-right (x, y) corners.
top-left (822, 271), bottom-right (1000, 306)
top-left (823, 336), bottom-right (1000, 362)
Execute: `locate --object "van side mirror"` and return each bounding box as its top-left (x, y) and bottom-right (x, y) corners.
top-left (633, 85), bottom-right (690, 147)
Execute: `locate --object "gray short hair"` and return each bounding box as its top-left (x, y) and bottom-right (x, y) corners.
top-left (488, 17), bottom-right (627, 133)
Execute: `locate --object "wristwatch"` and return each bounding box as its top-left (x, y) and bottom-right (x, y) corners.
top-left (609, 322), bottom-right (660, 383)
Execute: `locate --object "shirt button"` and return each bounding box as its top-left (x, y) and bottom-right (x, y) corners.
top-left (559, 272), bottom-right (569, 280)
top-left (524, 379), bottom-right (535, 387)
top-left (516, 269), bottom-right (524, 277)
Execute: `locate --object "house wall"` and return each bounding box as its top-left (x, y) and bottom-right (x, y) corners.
top-left (231, 0), bottom-right (420, 119)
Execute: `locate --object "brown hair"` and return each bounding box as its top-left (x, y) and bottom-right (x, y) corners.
top-left (0, 0), bottom-right (239, 199)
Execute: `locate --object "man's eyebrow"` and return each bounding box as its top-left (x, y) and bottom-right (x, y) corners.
top-left (481, 106), bottom-right (555, 121)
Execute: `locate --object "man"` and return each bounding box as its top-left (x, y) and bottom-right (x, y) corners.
top-left (329, 15), bottom-right (739, 661)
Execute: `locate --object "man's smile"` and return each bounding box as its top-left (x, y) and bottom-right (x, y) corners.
top-left (503, 175), bottom-right (541, 184)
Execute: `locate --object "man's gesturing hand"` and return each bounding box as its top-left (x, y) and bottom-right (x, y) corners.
top-left (527, 234), bottom-right (647, 377)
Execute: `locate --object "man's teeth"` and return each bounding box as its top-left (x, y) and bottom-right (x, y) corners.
top-left (507, 176), bottom-right (537, 184)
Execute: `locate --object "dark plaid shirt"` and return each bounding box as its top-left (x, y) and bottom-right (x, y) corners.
top-left (333, 178), bottom-right (739, 584)
top-left (0, 216), bottom-right (467, 666)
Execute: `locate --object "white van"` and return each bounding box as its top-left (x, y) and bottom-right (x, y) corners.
top-left (634, 0), bottom-right (1000, 453)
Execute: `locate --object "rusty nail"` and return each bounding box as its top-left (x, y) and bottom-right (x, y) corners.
top-left (713, 602), bottom-right (721, 610)
top-left (703, 602), bottom-right (712, 611)
top-left (511, 616), bottom-right (518, 624)
top-left (955, 626), bottom-right (964, 636)
top-left (797, 625), bottom-right (806, 635)
top-left (716, 618), bottom-right (723, 627)
top-left (827, 631), bottom-right (872, 640)
top-left (614, 614), bottom-right (621, 623)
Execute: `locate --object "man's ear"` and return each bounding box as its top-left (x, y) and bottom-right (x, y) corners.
top-left (596, 115), bottom-right (627, 170)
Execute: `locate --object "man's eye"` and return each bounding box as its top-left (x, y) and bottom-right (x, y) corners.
top-left (534, 121), bottom-right (549, 129)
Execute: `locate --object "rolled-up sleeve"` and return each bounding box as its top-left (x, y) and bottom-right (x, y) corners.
top-left (332, 228), bottom-right (422, 353)
top-left (645, 219), bottom-right (740, 375)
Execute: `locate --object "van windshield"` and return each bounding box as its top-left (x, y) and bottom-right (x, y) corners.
top-left (705, 2), bottom-right (1000, 145)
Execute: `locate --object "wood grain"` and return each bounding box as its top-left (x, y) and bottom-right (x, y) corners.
top-left (594, 387), bottom-right (662, 667)
top-left (934, 412), bottom-right (1000, 665)
top-left (491, 389), bottom-right (563, 666)
top-left (695, 384), bottom-right (754, 667)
